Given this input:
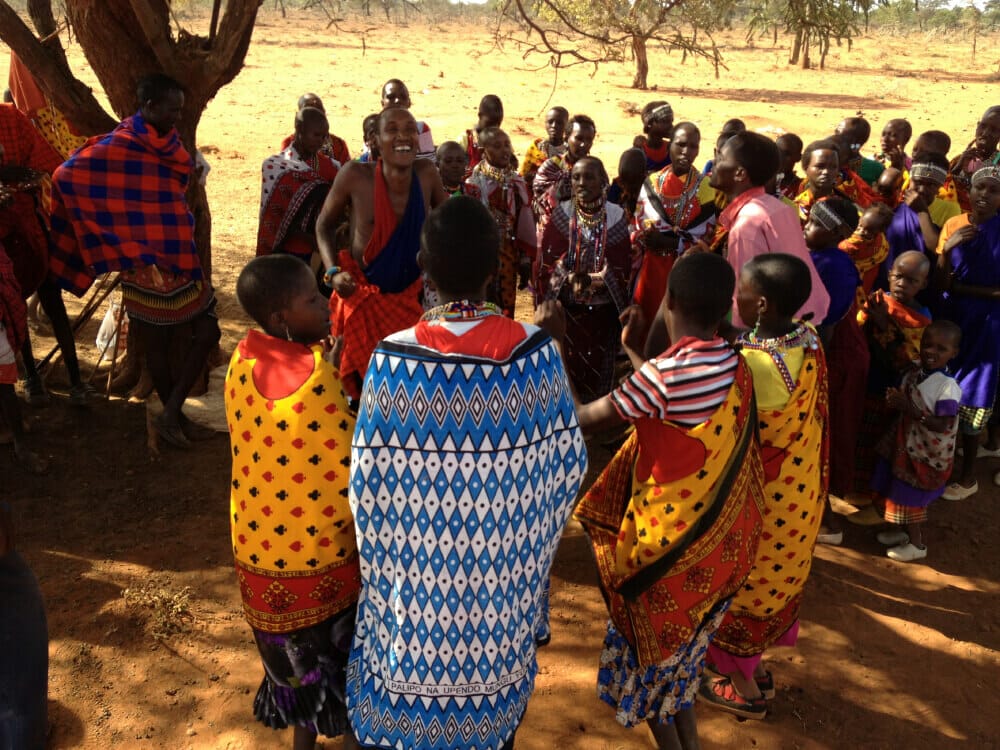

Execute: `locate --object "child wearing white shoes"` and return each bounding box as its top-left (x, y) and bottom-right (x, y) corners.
top-left (870, 321), bottom-right (962, 561)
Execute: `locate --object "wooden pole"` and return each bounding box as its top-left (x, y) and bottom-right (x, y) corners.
top-left (209, 0), bottom-right (222, 46)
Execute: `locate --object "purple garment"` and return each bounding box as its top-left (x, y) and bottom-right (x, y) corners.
top-left (809, 246), bottom-right (859, 327)
top-left (881, 204), bottom-right (926, 289)
top-left (707, 621), bottom-right (799, 683)
top-left (870, 458), bottom-right (944, 508)
top-left (887, 203), bottom-right (925, 259)
top-left (933, 214), bottom-right (1000, 408)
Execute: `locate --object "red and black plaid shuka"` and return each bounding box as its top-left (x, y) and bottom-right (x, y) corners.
top-left (47, 112), bottom-right (202, 296)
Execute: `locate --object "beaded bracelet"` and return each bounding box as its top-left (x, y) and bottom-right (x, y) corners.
top-left (323, 266), bottom-right (341, 286)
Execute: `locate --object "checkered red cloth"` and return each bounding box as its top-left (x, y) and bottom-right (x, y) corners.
top-left (0, 103), bottom-right (63, 175)
top-left (256, 145), bottom-right (338, 260)
top-left (0, 244), bottom-right (27, 352)
top-left (47, 112), bottom-right (201, 295)
top-left (329, 250), bottom-right (423, 401)
top-left (0, 104), bottom-right (65, 295)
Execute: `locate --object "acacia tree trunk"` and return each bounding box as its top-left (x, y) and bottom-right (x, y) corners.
top-left (0, 0), bottom-right (259, 275)
top-left (800, 29), bottom-right (811, 69)
top-left (789, 27), bottom-right (803, 65)
top-left (631, 34), bottom-right (649, 89)
top-left (0, 0), bottom-right (259, 395)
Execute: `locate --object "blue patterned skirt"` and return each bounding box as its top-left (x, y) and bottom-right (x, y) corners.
top-left (596, 597), bottom-right (730, 727)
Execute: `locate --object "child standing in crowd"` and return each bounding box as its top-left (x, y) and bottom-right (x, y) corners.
top-left (520, 106), bottom-right (568, 191)
top-left (704, 254), bottom-right (828, 720)
top-left (840, 203), bottom-right (892, 300)
top-left (934, 165), bottom-right (1000, 499)
top-left (871, 321), bottom-right (962, 561)
top-left (465, 126), bottom-right (535, 317)
top-left (801, 197), bottom-right (866, 544)
top-left (357, 112), bottom-right (379, 162)
top-left (633, 100), bottom-right (674, 173)
top-left (462, 93), bottom-right (505, 171)
top-left (854, 251), bottom-right (933, 508)
top-left (541, 253), bottom-right (764, 748)
top-left (802, 197), bottom-right (861, 335)
top-left (435, 141), bottom-right (473, 197)
top-left (794, 138), bottom-right (843, 223)
top-left (226, 255), bottom-right (360, 750)
top-left (775, 132), bottom-right (804, 199)
top-left (876, 118), bottom-right (913, 171)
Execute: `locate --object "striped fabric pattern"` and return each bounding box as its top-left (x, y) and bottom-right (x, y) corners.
top-left (611, 337), bottom-right (739, 426)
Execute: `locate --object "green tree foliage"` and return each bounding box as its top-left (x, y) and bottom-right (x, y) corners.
top-left (498, 0), bottom-right (737, 90)
top-left (868, 0), bottom-right (999, 33)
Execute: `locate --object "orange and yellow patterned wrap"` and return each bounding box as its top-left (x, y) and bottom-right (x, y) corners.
top-left (576, 359), bottom-right (765, 666)
top-left (226, 330), bottom-right (360, 633)
top-left (713, 343), bottom-right (829, 655)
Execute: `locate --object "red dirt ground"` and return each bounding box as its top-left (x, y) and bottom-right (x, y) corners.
top-left (5, 8), bottom-right (1000, 749)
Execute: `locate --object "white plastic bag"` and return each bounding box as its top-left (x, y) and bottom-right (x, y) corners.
top-left (96, 301), bottom-right (128, 355)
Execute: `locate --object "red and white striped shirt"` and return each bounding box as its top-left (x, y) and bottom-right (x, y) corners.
top-left (611, 336), bottom-right (739, 427)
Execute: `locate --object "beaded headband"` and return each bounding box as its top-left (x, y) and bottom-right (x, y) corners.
top-left (910, 163), bottom-right (948, 186)
top-left (648, 104), bottom-right (673, 122)
top-left (810, 200), bottom-right (844, 232)
top-left (972, 165), bottom-right (1000, 186)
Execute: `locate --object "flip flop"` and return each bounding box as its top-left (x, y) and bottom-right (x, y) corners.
top-left (155, 415), bottom-right (191, 449)
top-left (756, 670), bottom-right (776, 700)
top-left (179, 415), bottom-right (217, 441)
top-left (698, 676), bottom-right (767, 720)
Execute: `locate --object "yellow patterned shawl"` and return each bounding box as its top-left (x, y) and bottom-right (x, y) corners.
top-left (575, 358), bottom-right (765, 666)
top-left (713, 339), bottom-right (829, 656)
top-left (226, 330), bottom-right (360, 633)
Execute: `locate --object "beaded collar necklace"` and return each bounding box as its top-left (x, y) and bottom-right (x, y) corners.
top-left (569, 193), bottom-right (608, 274)
top-left (421, 299), bottom-right (502, 321)
top-left (741, 323), bottom-right (814, 394)
top-left (477, 161), bottom-right (513, 184)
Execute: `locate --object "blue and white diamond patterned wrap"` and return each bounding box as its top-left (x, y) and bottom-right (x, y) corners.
top-left (347, 327), bottom-right (588, 749)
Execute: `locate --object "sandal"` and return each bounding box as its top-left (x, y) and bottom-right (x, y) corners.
top-left (698, 676), bottom-right (767, 720)
top-left (154, 415), bottom-right (191, 449)
top-left (755, 670), bottom-right (776, 700)
top-left (179, 414), bottom-right (216, 441)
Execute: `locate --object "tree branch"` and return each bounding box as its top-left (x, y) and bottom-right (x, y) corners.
top-left (202, 0), bottom-right (261, 89)
top-left (0, 1), bottom-right (116, 134)
top-left (126, 0), bottom-right (178, 77)
top-left (499, 0), bottom-right (723, 86)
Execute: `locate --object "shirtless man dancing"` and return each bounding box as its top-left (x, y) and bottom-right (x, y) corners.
top-left (316, 107), bottom-right (447, 399)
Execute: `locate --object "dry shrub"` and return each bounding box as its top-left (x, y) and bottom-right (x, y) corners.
top-left (122, 582), bottom-right (194, 640)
